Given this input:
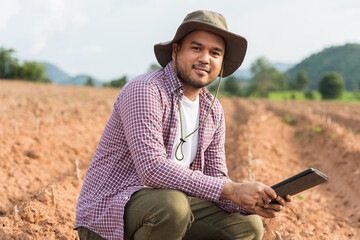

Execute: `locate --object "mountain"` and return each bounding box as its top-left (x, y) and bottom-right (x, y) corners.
top-left (286, 43), bottom-right (360, 91)
top-left (233, 62), bottom-right (294, 80)
top-left (233, 68), bottom-right (252, 79)
top-left (65, 74), bottom-right (103, 86)
top-left (272, 62), bottom-right (295, 73)
top-left (41, 62), bottom-right (103, 87)
top-left (41, 62), bottom-right (71, 84)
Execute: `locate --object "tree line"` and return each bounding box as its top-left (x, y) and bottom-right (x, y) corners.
top-left (208, 57), bottom-right (351, 100)
top-left (1, 46), bottom-right (353, 100)
top-left (96, 63), bottom-right (161, 88)
top-left (286, 43), bottom-right (360, 91)
top-left (0, 47), bottom-right (50, 83)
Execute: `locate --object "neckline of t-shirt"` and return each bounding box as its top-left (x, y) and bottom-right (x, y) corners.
top-left (182, 95), bottom-right (199, 106)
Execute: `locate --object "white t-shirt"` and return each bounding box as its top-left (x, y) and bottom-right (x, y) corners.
top-left (171, 95), bottom-right (200, 168)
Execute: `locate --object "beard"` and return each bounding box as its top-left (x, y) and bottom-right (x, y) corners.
top-left (177, 63), bottom-right (216, 89)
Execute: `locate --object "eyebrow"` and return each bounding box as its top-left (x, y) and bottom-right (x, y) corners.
top-left (190, 41), bottom-right (224, 53)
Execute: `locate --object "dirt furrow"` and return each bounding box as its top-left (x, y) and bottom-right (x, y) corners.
top-left (0, 174), bottom-right (83, 239)
top-left (221, 98), bottom-right (359, 239)
top-left (0, 82), bottom-right (119, 215)
top-left (259, 100), bottom-right (359, 238)
top-left (1, 81), bottom-right (359, 239)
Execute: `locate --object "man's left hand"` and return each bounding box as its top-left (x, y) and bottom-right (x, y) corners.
top-left (246, 195), bottom-right (292, 218)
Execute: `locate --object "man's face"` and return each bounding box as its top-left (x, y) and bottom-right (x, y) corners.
top-left (172, 30), bottom-right (225, 90)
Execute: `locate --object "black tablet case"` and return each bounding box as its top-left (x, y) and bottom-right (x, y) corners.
top-left (271, 168), bottom-right (329, 202)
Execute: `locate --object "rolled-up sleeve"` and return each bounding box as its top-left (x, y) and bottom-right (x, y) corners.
top-left (203, 108), bottom-right (248, 215)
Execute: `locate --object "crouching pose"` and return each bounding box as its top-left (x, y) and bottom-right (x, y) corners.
top-left (75, 10), bottom-right (291, 240)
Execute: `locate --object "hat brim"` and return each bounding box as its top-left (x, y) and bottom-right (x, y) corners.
top-left (154, 21), bottom-right (247, 77)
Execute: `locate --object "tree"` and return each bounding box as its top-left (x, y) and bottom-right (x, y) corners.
top-left (293, 70), bottom-right (310, 90)
top-left (286, 43), bottom-right (360, 91)
top-left (85, 77), bottom-right (95, 86)
top-left (0, 47), bottom-right (21, 79)
top-left (148, 63), bottom-right (162, 72)
top-left (250, 57), bottom-right (287, 97)
top-left (103, 76), bottom-right (127, 88)
top-left (20, 61), bottom-right (51, 83)
top-left (0, 47), bottom-right (51, 82)
top-left (304, 90), bottom-right (315, 99)
top-left (355, 81), bottom-right (360, 99)
top-left (206, 81), bottom-right (218, 92)
top-left (319, 72), bottom-right (344, 99)
top-left (223, 76), bottom-right (239, 95)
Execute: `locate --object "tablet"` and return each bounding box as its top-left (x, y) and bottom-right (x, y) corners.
top-left (270, 168), bottom-right (329, 203)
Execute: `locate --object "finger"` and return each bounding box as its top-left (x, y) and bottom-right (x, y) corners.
top-left (262, 195), bottom-right (272, 205)
top-left (264, 187), bottom-right (277, 199)
top-left (264, 204), bottom-right (282, 212)
top-left (254, 206), bottom-right (277, 218)
top-left (261, 208), bottom-right (277, 218)
top-left (256, 198), bottom-right (270, 208)
top-left (286, 194), bottom-right (292, 202)
top-left (256, 200), bottom-right (265, 207)
top-left (275, 196), bottom-right (286, 206)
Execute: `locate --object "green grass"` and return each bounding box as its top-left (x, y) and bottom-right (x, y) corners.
top-left (293, 126), bottom-right (324, 143)
top-left (341, 91), bottom-right (360, 101)
top-left (268, 91), bottom-right (320, 100)
top-left (282, 114), bottom-right (297, 125)
top-left (268, 90), bottom-right (360, 102)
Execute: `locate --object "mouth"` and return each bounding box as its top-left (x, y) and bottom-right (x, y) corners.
top-left (192, 66), bottom-right (210, 75)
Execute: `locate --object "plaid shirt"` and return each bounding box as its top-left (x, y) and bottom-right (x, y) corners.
top-left (75, 62), bottom-right (247, 240)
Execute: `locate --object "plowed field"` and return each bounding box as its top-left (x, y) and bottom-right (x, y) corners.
top-left (0, 81), bottom-right (359, 239)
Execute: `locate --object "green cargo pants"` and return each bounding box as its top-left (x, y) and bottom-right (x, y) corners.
top-left (77, 188), bottom-right (264, 240)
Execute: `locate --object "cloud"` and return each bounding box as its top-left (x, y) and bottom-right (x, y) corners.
top-left (64, 45), bottom-right (105, 55)
top-left (32, 39), bottom-right (47, 54)
top-left (0, 0), bottom-right (20, 29)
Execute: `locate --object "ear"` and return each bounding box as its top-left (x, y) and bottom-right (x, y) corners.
top-left (171, 43), bottom-right (179, 62)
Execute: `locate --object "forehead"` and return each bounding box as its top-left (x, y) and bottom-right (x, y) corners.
top-left (182, 30), bottom-right (225, 49)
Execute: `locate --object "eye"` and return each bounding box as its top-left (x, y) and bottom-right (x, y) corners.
top-left (211, 51), bottom-right (220, 57)
top-left (191, 46), bottom-right (200, 51)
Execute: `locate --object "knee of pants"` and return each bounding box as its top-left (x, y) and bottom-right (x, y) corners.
top-left (150, 189), bottom-right (192, 226)
top-left (125, 189), bottom-right (192, 239)
top-left (246, 215), bottom-right (264, 239)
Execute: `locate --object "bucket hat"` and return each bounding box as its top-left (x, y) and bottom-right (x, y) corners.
top-left (154, 10), bottom-right (247, 77)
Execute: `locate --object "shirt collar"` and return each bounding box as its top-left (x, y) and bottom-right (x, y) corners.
top-left (164, 61), bottom-right (183, 94)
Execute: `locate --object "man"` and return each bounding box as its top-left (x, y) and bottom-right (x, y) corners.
top-left (75, 10), bottom-right (291, 240)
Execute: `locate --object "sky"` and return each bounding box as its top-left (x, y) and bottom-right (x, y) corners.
top-left (1, 0), bottom-right (360, 81)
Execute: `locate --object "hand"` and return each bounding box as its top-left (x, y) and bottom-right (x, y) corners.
top-left (221, 181), bottom-right (277, 209)
top-left (246, 195), bottom-right (292, 218)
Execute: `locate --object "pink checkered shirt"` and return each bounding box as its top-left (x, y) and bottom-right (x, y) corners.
top-left (75, 62), bottom-right (247, 239)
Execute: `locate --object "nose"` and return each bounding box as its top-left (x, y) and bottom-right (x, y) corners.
top-left (197, 51), bottom-right (211, 64)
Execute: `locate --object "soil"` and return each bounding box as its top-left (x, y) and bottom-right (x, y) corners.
top-left (0, 80), bottom-right (359, 239)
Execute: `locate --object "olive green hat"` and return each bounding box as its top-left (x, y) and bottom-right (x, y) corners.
top-left (154, 10), bottom-right (247, 77)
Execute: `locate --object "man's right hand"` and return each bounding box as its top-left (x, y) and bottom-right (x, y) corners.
top-left (220, 181), bottom-right (277, 209)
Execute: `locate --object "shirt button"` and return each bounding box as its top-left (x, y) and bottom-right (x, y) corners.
top-left (124, 196), bottom-right (129, 200)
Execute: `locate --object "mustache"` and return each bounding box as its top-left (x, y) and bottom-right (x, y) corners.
top-left (192, 63), bottom-right (211, 73)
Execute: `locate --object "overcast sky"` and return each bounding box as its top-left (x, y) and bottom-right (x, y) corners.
top-left (1, 0), bottom-right (359, 81)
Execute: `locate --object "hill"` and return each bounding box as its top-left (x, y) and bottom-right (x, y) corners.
top-left (41, 62), bottom-right (71, 84)
top-left (41, 62), bottom-right (103, 87)
top-left (286, 43), bottom-right (360, 91)
top-left (233, 62), bottom-right (294, 80)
